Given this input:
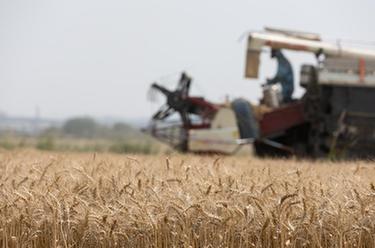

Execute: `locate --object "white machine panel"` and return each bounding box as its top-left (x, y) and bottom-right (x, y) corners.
top-left (318, 57), bottom-right (375, 87)
top-left (318, 71), bottom-right (375, 87)
top-left (188, 108), bottom-right (240, 154)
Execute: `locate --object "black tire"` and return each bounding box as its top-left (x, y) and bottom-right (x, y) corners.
top-left (253, 140), bottom-right (290, 158)
top-left (231, 98), bottom-right (259, 139)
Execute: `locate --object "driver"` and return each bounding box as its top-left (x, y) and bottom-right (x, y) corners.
top-left (266, 49), bottom-right (294, 103)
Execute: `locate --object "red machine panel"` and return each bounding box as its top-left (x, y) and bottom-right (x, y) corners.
top-left (259, 102), bottom-right (306, 137)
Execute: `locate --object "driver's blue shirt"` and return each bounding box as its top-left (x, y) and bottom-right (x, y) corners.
top-left (267, 51), bottom-right (294, 102)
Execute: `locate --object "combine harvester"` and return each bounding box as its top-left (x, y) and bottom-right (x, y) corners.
top-left (147, 28), bottom-right (375, 158)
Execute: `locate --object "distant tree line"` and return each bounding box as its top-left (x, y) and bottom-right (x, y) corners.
top-left (44, 117), bottom-right (141, 140)
top-left (0, 117), bottom-right (160, 154)
top-left (36, 117), bottom-right (158, 154)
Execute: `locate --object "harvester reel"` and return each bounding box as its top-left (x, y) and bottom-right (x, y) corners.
top-left (149, 72), bottom-right (193, 151)
top-left (151, 72), bottom-right (192, 122)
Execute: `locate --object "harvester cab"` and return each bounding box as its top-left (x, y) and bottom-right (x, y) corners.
top-left (244, 27), bottom-right (375, 158)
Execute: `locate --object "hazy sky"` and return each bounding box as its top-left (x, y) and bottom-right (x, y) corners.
top-left (1, 0), bottom-right (374, 120)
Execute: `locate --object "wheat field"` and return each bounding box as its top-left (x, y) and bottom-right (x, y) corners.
top-left (1, 150), bottom-right (375, 247)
